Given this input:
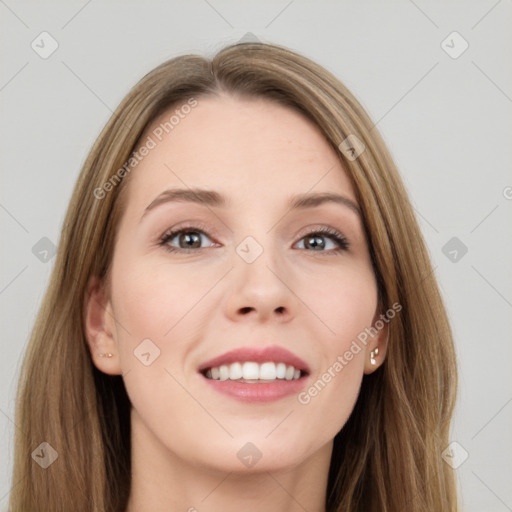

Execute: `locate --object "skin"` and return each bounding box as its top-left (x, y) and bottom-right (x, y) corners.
top-left (85, 94), bottom-right (387, 512)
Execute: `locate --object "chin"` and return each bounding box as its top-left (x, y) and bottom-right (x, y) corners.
top-left (184, 435), bottom-right (314, 474)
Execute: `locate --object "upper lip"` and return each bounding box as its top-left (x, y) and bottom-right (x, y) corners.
top-left (198, 345), bottom-right (310, 374)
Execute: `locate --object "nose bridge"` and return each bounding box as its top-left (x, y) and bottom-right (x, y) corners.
top-left (226, 229), bottom-right (293, 321)
top-left (234, 231), bottom-right (281, 289)
top-left (231, 205), bottom-right (279, 271)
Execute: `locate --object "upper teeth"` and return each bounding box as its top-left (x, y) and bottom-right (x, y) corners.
top-left (205, 362), bottom-right (302, 381)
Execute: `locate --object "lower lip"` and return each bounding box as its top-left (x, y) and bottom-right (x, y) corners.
top-left (201, 374), bottom-right (308, 403)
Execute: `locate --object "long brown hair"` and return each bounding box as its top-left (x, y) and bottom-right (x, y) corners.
top-left (10, 41), bottom-right (458, 511)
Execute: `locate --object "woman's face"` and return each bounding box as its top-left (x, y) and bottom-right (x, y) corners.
top-left (89, 95), bottom-right (386, 473)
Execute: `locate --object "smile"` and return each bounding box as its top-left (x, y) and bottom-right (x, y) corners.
top-left (198, 345), bottom-right (310, 402)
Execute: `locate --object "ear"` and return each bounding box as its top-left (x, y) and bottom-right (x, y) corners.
top-left (363, 307), bottom-right (389, 375)
top-left (84, 275), bottom-right (122, 375)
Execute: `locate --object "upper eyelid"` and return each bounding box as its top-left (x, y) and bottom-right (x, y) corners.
top-left (160, 224), bottom-right (346, 237)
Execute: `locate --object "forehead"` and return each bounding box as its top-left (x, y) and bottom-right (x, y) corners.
top-left (125, 95), bottom-right (357, 209)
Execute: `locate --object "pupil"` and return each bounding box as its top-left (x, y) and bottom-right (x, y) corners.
top-left (180, 232), bottom-right (201, 248)
top-left (306, 235), bottom-right (324, 250)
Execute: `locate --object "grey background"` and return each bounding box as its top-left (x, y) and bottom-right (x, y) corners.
top-left (1, 1), bottom-right (511, 510)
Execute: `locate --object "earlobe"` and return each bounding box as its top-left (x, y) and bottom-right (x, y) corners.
top-left (363, 309), bottom-right (389, 374)
top-left (84, 276), bottom-right (122, 376)
top-left (370, 347), bottom-right (380, 365)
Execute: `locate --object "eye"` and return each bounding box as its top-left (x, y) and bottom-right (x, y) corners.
top-left (159, 226), bottom-right (216, 253)
top-left (295, 227), bottom-right (349, 253)
top-left (158, 225), bottom-right (349, 254)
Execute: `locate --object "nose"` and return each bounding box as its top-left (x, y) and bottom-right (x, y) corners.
top-left (223, 243), bottom-right (295, 324)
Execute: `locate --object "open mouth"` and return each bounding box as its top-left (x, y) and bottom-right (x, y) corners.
top-left (201, 361), bottom-right (308, 383)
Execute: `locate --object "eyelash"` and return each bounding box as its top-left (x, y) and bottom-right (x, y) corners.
top-left (158, 224), bottom-right (350, 255)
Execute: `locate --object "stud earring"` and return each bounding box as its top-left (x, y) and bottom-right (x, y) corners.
top-left (98, 353), bottom-right (114, 358)
top-left (370, 347), bottom-right (379, 365)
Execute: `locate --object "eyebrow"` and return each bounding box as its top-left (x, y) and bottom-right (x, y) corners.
top-left (141, 188), bottom-right (361, 221)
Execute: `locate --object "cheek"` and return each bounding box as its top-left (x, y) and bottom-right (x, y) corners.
top-left (298, 362), bottom-right (364, 444)
top-left (294, 263), bottom-right (376, 432)
top-left (108, 257), bottom-right (202, 445)
top-left (305, 259), bottom-right (378, 341)
top-left (110, 256), bottom-right (207, 343)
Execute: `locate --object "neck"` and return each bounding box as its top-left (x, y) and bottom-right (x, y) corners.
top-left (125, 411), bottom-right (331, 512)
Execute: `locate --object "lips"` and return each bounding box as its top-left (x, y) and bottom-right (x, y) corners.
top-left (197, 345), bottom-right (310, 376)
top-left (197, 345), bottom-right (310, 404)
top-left (197, 345), bottom-right (310, 403)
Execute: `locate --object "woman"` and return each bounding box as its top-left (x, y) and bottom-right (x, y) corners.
top-left (10, 42), bottom-right (458, 511)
